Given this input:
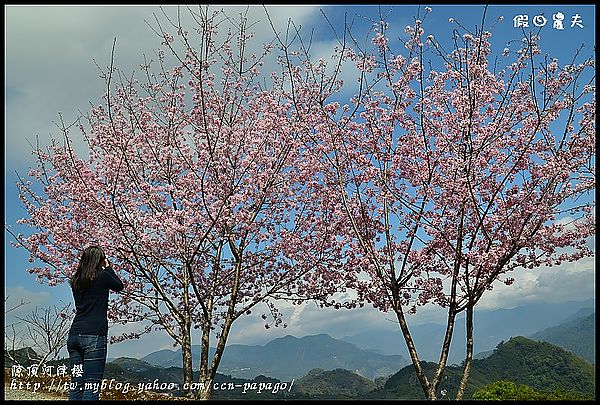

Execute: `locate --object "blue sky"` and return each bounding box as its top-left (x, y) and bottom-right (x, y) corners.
top-left (4, 4), bottom-right (595, 359)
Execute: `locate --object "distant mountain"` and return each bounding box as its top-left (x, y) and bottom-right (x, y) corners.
top-left (293, 368), bottom-right (377, 399)
top-left (103, 357), bottom-right (190, 387)
top-left (529, 312), bottom-right (595, 364)
top-left (111, 357), bottom-right (157, 373)
top-left (372, 336), bottom-right (596, 399)
top-left (562, 307), bottom-right (595, 321)
top-left (141, 348), bottom-right (186, 369)
top-left (4, 347), bottom-right (41, 368)
top-left (342, 299), bottom-right (595, 364)
top-left (142, 334), bottom-right (408, 380)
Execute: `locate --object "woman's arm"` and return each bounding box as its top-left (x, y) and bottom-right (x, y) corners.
top-left (102, 259), bottom-right (124, 292)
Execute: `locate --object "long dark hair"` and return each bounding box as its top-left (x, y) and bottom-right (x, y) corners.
top-left (70, 246), bottom-right (106, 293)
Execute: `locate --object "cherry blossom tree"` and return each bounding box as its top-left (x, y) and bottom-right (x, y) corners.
top-left (270, 5), bottom-right (595, 400)
top-left (7, 6), bottom-right (350, 399)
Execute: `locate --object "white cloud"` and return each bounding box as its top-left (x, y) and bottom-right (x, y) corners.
top-left (226, 298), bottom-right (399, 346)
top-left (5, 5), bottom-right (323, 170)
top-left (477, 256), bottom-right (596, 310)
top-left (6, 7), bottom-right (141, 168)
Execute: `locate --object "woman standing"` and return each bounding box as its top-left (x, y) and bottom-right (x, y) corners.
top-left (67, 246), bottom-right (123, 400)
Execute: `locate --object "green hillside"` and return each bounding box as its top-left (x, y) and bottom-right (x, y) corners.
top-left (474, 336), bottom-right (595, 396)
top-left (373, 336), bottom-right (595, 399)
top-left (472, 380), bottom-right (594, 400)
top-left (368, 360), bottom-right (489, 399)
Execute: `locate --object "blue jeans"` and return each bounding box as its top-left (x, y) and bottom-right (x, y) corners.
top-left (67, 333), bottom-right (107, 400)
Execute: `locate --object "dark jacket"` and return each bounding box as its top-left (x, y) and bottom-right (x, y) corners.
top-left (69, 266), bottom-right (124, 336)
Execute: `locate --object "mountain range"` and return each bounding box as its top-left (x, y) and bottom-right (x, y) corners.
top-left (141, 333), bottom-right (408, 380)
top-left (96, 335), bottom-right (597, 399)
top-left (529, 309), bottom-right (594, 364)
top-left (341, 298), bottom-right (595, 365)
top-left (133, 300), bottom-right (593, 383)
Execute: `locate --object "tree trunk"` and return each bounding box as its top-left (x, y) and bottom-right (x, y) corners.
top-left (180, 326), bottom-right (194, 398)
top-left (456, 302), bottom-right (474, 399)
top-left (198, 369), bottom-right (214, 400)
top-left (427, 306), bottom-right (457, 399)
top-left (195, 316), bottom-right (236, 400)
top-left (195, 318), bottom-right (213, 400)
top-left (195, 251), bottom-right (242, 400)
top-left (393, 306), bottom-right (432, 399)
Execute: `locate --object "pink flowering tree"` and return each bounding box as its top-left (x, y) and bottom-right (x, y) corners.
top-left (7, 7), bottom-right (350, 399)
top-left (270, 6), bottom-right (595, 399)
